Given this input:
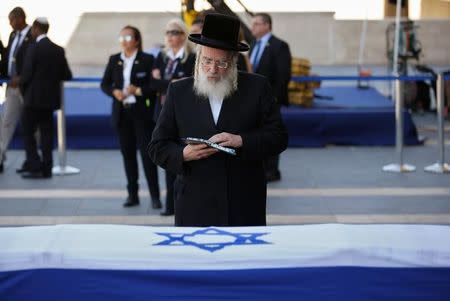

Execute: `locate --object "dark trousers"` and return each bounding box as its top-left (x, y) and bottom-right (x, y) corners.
top-left (265, 102), bottom-right (281, 175)
top-left (22, 107), bottom-right (54, 174)
top-left (165, 171), bottom-right (176, 213)
top-left (117, 107), bottom-right (160, 200)
top-left (265, 155), bottom-right (280, 175)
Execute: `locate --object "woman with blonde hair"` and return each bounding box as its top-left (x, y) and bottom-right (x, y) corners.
top-left (151, 18), bottom-right (196, 216)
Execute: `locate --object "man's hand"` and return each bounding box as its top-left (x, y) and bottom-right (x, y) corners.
top-left (183, 143), bottom-right (218, 161)
top-left (209, 132), bottom-right (242, 148)
top-left (126, 85), bottom-right (137, 95)
top-left (113, 89), bottom-right (125, 101)
top-left (152, 69), bottom-right (161, 80)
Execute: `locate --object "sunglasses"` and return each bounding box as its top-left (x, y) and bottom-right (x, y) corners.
top-left (118, 35), bottom-right (134, 43)
top-left (165, 30), bottom-right (183, 36)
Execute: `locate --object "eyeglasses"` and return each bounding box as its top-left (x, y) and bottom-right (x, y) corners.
top-left (118, 35), bottom-right (133, 43)
top-left (165, 30), bottom-right (183, 36)
top-left (200, 57), bottom-right (229, 69)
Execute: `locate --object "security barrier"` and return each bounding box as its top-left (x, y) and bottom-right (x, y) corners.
top-left (1, 74), bottom-right (449, 175)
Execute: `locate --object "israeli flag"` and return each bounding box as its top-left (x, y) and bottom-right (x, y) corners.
top-left (1, 224), bottom-right (450, 300)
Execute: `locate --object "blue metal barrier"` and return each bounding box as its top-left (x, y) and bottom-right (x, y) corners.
top-left (1, 74), bottom-right (448, 174)
top-left (1, 75), bottom-right (450, 85)
top-left (291, 75), bottom-right (450, 82)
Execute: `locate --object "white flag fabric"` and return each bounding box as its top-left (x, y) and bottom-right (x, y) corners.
top-left (1, 224), bottom-right (449, 300)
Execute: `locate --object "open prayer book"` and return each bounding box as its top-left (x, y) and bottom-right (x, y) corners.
top-left (182, 137), bottom-right (237, 156)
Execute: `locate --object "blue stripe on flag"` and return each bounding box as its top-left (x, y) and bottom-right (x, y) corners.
top-left (1, 267), bottom-right (449, 301)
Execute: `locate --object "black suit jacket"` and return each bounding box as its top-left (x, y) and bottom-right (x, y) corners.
top-left (20, 37), bottom-right (72, 110)
top-left (151, 50), bottom-right (196, 120)
top-left (151, 51), bottom-right (195, 93)
top-left (0, 40), bottom-right (4, 76)
top-left (250, 35), bottom-right (292, 106)
top-left (0, 27), bottom-right (33, 79)
top-left (149, 72), bottom-right (288, 226)
top-left (101, 51), bottom-right (156, 128)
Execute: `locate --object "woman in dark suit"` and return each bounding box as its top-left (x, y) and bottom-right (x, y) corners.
top-left (101, 25), bottom-right (161, 209)
top-left (151, 19), bottom-right (195, 216)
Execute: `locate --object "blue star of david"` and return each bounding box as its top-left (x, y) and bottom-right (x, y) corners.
top-left (154, 227), bottom-right (270, 252)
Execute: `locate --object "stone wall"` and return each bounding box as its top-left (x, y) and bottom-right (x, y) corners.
top-left (66, 12), bottom-right (450, 67)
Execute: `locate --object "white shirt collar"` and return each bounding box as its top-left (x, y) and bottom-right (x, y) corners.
top-left (167, 47), bottom-right (185, 61)
top-left (208, 95), bottom-right (223, 125)
top-left (36, 34), bottom-right (47, 43)
top-left (18, 25), bottom-right (31, 38)
top-left (120, 50), bottom-right (138, 62)
top-left (258, 32), bottom-right (272, 44)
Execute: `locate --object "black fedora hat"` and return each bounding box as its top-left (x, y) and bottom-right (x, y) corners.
top-left (188, 13), bottom-right (249, 52)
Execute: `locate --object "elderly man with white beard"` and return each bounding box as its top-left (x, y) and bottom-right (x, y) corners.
top-left (148, 14), bottom-right (288, 227)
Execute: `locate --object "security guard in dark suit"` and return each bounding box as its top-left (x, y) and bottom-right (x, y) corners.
top-left (250, 13), bottom-right (292, 182)
top-left (0, 39), bottom-right (4, 65)
top-left (101, 25), bottom-right (161, 208)
top-left (20, 18), bottom-right (72, 178)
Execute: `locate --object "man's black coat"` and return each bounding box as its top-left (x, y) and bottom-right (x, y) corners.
top-left (250, 35), bottom-right (291, 106)
top-left (149, 72), bottom-right (288, 227)
top-left (20, 37), bottom-right (72, 109)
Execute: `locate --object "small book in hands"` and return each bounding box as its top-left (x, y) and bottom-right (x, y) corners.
top-left (182, 137), bottom-right (237, 156)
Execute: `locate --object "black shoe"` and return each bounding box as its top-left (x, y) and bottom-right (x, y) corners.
top-left (152, 199), bottom-right (162, 209)
top-left (21, 170), bottom-right (52, 179)
top-left (16, 163), bottom-right (30, 174)
top-left (160, 210), bottom-right (174, 216)
top-left (123, 196), bottom-right (140, 207)
top-left (265, 170), bottom-right (281, 182)
top-left (0, 161), bottom-right (3, 173)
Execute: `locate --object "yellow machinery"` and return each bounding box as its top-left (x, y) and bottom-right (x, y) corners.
top-left (181, 0), bottom-right (254, 43)
top-left (181, 0), bottom-right (320, 107)
top-left (181, 0), bottom-right (199, 29)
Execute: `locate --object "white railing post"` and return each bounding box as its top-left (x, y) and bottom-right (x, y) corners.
top-left (52, 82), bottom-right (80, 175)
top-left (383, 78), bottom-right (416, 173)
top-left (425, 73), bottom-right (450, 173)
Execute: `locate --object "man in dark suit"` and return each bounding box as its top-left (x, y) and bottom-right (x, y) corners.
top-left (0, 39), bottom-right (4, 65)
top-left (0, 7), bottom-right (33, 173)
top-left (149, 14), bottom-right (288, 227)
top-left (20, 18), bottom-right (72, 178)
top-left (250, 13), bottom-right (292, 182)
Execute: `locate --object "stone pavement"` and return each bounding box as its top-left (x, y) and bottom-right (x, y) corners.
top-left (0, 112), bottom-right (449, 226)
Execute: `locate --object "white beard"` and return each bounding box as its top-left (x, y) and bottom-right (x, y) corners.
top-left (194, 65), bottom-right (238, 100)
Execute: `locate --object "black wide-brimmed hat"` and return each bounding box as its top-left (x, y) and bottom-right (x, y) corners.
top-left (188, 13), bottom-right (249, 52)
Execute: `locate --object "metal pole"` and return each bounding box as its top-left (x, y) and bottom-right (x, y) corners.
top-left (357, 14), bottom-right (368, 89)
top-left (358, 14), bottom-right (367, 68)
top-left (52, 82), bottom-right (80, 175)
top-left (425, 73), bottom-right (450, 173)
top-left (392, 0), bottom-right (401, 78)
top-left (382, 0), bottom-right (415, 173)
top-left (383, 78), bottom-right (416, 172)
top-left (390, 0), bottom-right (402, 99)
top-left (396, 79), bottom-right (404, 166)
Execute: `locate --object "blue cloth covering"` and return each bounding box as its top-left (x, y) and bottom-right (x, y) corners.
top-left (8, 86), bottom-right (421, 148)
top-left (1, 267), bottom-right (449, 301)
